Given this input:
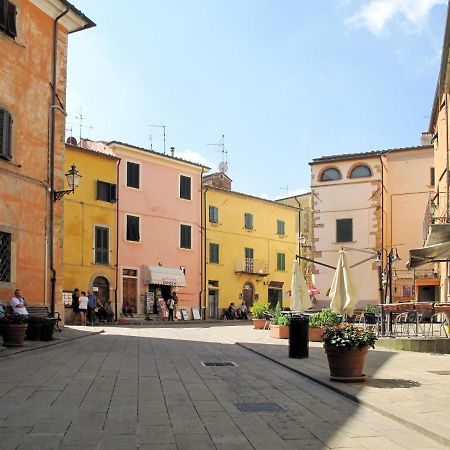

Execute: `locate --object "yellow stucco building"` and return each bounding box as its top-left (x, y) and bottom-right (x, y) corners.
top-left (203, 173), bottom-right (299, 318)
top-left (63, 141), bottom-right (119, 320)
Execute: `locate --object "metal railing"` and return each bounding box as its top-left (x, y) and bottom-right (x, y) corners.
top-left (235, 258), bottom-right (269, 275)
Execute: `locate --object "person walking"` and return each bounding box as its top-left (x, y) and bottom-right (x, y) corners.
top-left (167, 296), bottom-right (175, 321)
top-left (87, 290), bottom-right (97, 325)
top-left (72, 288), bottom-right (80, 325)
top-left (78, 291), bottom-right (89, 326)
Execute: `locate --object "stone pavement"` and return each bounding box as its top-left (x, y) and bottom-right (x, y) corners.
top-left (0, 324), bottom-right (446, 449)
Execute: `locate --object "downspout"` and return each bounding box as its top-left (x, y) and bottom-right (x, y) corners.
top-left (293, 196), bottom-right (302, 270)
top-left (445, 94), bottom-right (449, 302)
top-left (49, 6), bottom-right (69, 316)
top-left (198, 167), bottom-right (208, 320)
top-left (379, 155), bottom-right (384, 304)
top-left (115, 158), bottom-right (121, 321)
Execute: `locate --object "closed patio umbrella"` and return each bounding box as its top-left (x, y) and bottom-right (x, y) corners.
top-left (329, 250), bottom-right (359, 316)
top-left (291, 259), bottom-right (312, 312)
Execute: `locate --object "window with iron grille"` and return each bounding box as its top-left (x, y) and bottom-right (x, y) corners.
top-left (0, 1), bottom-right (17, 39)
top-left (244, 213), bottom-right (253, 230)
top-left (277, 253), bottom-right (285, 271)
top-left (94, 226), bottom-right (109, 264)
top-left (336, 219), bottom-right (353, 243)
top-left (126, 162), bottom-right (140, 189)
top-left (96, 180), bottom-right (117, 203)
top-left (126, 215), bottom-right (140, 242)
top-left (245, 247), bottom-right (254, 272)
top-left (0, 232), bottom-right (11, 282)
top-left (209, 243), bottom-right (219, 263)
top-left (277, 220), bottom-right (285, 235)
top-left (180, 224), bottom-right (192, 249)
top-left (0, 108), bottom-right (12, 160)
top-left (209, 206), bottom-right (218, 223)
top-left (180, 175), bottom-right (192, 200)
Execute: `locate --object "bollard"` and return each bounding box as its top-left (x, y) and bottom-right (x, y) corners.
top-left (289, 315), bottom-right (309, 358)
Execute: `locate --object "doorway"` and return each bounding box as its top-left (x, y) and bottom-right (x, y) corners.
top-left (208, 290), bottom-right (218, 319)
top-left (268, 288), bottom-right (282, 310)
top-left (93, 276), bottom-right (110, 304)
top-left (242, 282), bottom-right (254, 307)
top-left (123, 277), bottom-right (137, 313)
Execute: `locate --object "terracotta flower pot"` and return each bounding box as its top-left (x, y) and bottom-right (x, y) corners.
top-left (252, 319), bottom-right (266, 329)
top-left (270, 324), bottom-right (289, 339)
top-left (309, 327), bottom-right (325, 342)
top-left (324, 345), bottom-right (369, 382)
top-left (2, 324), bottom-right (28, 347)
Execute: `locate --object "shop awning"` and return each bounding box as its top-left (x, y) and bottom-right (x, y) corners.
top-left (407, 241), bottom-right (450, 269)
top-left (142, 266), bottom-right (186, 286)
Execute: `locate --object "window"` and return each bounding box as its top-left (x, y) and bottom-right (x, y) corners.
top-left (336, 219), bottom-right (353, 243)
top-left (180, 175), bottom-right (191, 200)
top-left (126, 162), bottom-right (140, 189)
top-left (0, 108), bottom-right (12, 160)
top-left (96, 180), bottom-right (117, 203)
top-left (94, 226), bottom-right (109, 264)
top-left (244, 213), bottom-right (253, 230)
top-left (320, 168), bottom-right (341, 181)
top-left (430, 168), bottom-right (435, 186)
top-left (0, 1), bottom-right (17, 39)
top-left (277, 220), bottom-right (285, 235)
top-left (0, 231), bottom-right (11, 282)
top-left (245, 247), bottom-right (254, 272)
top-left (126, 215), bottom-right (140, 242)
top-left (277, 253), bottom-right (286, 271)
top-left (180, 224), bottom-right (192, 249)
top-left (209, 243), bottom-right (219, 263)
top-left (209, 206), bottom-right (218, 223)
top-left (350, 165), bottom-right (372, 178)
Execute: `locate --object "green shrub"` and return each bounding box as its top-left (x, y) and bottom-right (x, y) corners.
top-left (249, 302), bottom-right (270, 319)
top-left (364, 304), bottom-right (381, 314)
top-left (323, 325), bottom-right (377, 350)
top-left (309, 309), bottom-right (339, 328)
top-left (274, 314), bottom-right (291, 326)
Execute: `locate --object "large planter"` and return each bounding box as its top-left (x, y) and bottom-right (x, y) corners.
top-left (2, 324), bottom-right (28, 347)
top-left (324, 345), bottom-right (369, 382)
top-left (26, 320), bottom-right (55, 341)
top-left (270, 324), bottom-right (289, 339)
top-left (309, 327), bottom-right (325, 342)
top-left (252, 319), bottom-right (266, 329)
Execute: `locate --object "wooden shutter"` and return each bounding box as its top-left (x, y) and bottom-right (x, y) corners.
top-left (127, 162), bottom-right (139, 188)
top-left (245, 213), bottom-right (253, 229)
top-left (95, 227), bottom-right (109, 264)
top-left (209, 243), bottom-right (219, 263)
top-left (277, 253), bottom-right (285, 271)
top-left (6, 2), bottom-right (16, 37)
top-left (336, 219), bottom-right (353, 243)
top-left (109, 183), bottom-right (117, 202)
top-left (277, 220), bottom-right (285, 235)
top-left (180, 224), bottom-right (191, 249)
top-left (0, 108), bottom-right (12, 160)
top-left (127, 216), bottom-right (140, 241)
top-left (209, 206), bottom-right (218, 223)
top-left (0, 0), bottom-right (6, 31)
top-left (180, 175), bottom-right (191, 200)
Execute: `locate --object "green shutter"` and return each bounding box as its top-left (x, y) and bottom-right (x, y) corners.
top-left (245, 213), bottom-right (253, 229)
top-left (336, 219), bottom-right (353, 243)
top-left (209, 243), bottom-right (219, 263)
top-left (277, 220), bottom-right (285, 235)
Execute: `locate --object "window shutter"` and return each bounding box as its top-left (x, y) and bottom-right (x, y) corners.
top-left (180, 176), bottom-right (191, 200)
top-left (6, 2), bottom-right (16, 37)
top-left (245, 213), bottom-right (253, 229)
top-left (127, 216), bottom-right (140, 241)
top-left (127, 162), bottom-right (139, 188)
top-left (110, 183), bottom-right (117, 202)
top-left (0, 0), bottom-right (6, 31)
top-left (180, 224), bottom-right (191, 249)
top-left (0, 109), bottom-right (12, 160)
top-left (336, 219), bottom-right (353, 243)
top-left (209, 206), bottom-right (218, 223)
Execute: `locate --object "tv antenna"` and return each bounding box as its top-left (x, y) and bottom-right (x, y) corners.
top-left (280, 185), bottom-right (289, 196)
top-left (75, 107), bottom-right (93, 141)
top-left (208, 134), bottom-right (228, 173)
top-left (149, 124), bottom-right (166, 154)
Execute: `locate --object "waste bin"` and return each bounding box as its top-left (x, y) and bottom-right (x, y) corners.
top-left (289, 315), bottom-right (309, 358)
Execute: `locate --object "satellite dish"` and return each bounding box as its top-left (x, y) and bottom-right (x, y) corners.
top-left (66, 136), bottom-right (78, 146)
top-left (218, 162), bottom-right (228, 173)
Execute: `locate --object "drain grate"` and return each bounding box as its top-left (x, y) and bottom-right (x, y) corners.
top-left (201, 361), bottom-right (237, 367)
top-left (234, 402), bottom-right (285, 413)
top-left (428, 370), bottom-right (450, 375)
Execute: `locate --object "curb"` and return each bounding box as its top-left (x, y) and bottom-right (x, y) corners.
top-left (0, 329), bottom-right (104, 358)
top-left (237, 342), bottom-right (450, 448)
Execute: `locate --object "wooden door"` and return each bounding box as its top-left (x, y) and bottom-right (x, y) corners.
top-left (243, 282), bottom-right (254, 307)
top-left (123, 278), bottom-right (137, 312)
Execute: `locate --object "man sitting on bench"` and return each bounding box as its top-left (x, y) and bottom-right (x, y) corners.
top-left (11, 289), bottom-right (28, 316)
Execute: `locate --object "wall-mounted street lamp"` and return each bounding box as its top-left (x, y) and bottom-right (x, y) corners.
top-left (53, 164), bottom-right (82, 201)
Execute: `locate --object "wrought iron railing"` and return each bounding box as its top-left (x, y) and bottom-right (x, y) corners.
top-left (235, 258), bottom-right (269, 275)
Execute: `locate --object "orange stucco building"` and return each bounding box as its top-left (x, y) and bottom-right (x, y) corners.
top-left (0, 0), bottom-right (94, 317)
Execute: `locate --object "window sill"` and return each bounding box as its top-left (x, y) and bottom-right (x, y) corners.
top-left (179, 197), bottom-right (192, 201)
top-left (125, 239), bottom-right (141, 244)
top-left (179, 247), bottom-right (193, 251)
top-left (333, 241), bottom-right (356, 244)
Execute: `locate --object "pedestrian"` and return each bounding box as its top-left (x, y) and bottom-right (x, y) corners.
top-left (11, 289), bottom-right (28, 315)
top-left (238, 300), bottom-right (248, 320)
top-left (78, 291), bottom-right (89, 326)
top-left (104, 299), bottom-right (114, 322)
top-left (167, 296), bottom-right (175, 321)
top-left (122, 300), bottom-right (133, 318)
top-left (72, 288), bottom-right (80, 324)
top-left (87, 290), bottom-right (97, 325)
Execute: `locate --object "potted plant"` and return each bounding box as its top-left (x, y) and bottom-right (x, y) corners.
top-left (322, 324), bottom-right (377, 382)
top-left (0, 313), bottom-right (29, 347)
top-left (249, 301), bottom-right (270, 329)
top-left (308, 309), bottom-right (339, 342)
top-left (26, 316), bottom-right (55, 341)
top-left (270, 303), bottom-right (291, 339)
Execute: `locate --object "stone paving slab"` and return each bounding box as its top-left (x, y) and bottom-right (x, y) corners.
top-left (0, 324), bottom-right (447, 449)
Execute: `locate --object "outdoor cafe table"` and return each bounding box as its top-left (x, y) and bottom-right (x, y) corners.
top-left (381, 302), bottom-right (434, 336)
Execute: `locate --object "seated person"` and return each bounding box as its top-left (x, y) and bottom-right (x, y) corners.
top-left (227, 302), bottom-right (238, 320)
top-left (104, 300), bottom-right (114, 322)
top-left (122, 300), bottom-right (133, 318)
top-left (11, 289), bottom-right (28, 315)
top-left (238, 301), bottom-right (248, 319)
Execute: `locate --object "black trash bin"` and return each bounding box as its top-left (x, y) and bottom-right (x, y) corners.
top-left (289, 315), bottom-right (309, 358)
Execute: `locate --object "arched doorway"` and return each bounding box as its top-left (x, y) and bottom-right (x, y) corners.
top-left (93, 276), bottom-right (110, 305)
top-left (242, 282), bottom-right (254, 307)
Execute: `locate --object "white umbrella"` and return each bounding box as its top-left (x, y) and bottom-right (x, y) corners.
top-left (329, 250), bottom-right (359, 316)
top-left (291, 259), bottom-right (312, 311)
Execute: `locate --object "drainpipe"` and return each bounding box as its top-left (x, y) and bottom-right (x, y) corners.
top-left (198, 167), bottom-right (208, 320)
top-left (293, 196), bottom-right (302, 270)
top-left (114, 158), bottom-right (121, 321)
top-left (49, 6), bottom-right (69, 316)
top-left (445, 94), bottom-right (450, 302)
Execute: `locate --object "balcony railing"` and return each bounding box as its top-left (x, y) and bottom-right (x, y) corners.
top-left (235, 258), bottom-right (269, 276)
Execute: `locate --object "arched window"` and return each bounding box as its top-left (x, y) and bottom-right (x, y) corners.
top-left (350, 165), bottom-right (372, 178)
top-left (320, 168), bottom-right (342, 181)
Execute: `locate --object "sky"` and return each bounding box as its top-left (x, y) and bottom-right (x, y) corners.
top-left (66, 0), bottom-right (448, 200)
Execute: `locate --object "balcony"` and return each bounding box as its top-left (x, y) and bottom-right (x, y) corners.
top-left (235, 258), bottom-right (269, 276)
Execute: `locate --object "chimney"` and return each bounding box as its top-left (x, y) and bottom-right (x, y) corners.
top-left (421, 132), bottom-right (432, 146)
top-left (170, 146), bottom-right (175, 157)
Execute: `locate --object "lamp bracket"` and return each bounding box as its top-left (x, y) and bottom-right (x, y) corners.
top-left (53, 189), bottom-right (74, 201)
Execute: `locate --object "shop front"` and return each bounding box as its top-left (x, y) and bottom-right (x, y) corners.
top-left (142, 265), bottom-right (186, 315)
